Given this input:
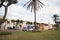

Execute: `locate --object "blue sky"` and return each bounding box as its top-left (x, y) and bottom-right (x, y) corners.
top-left (0, 0), bottom-right (60, 24)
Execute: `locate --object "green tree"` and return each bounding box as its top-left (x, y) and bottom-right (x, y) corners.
top-left (15, 19), bottom-right (20, 27)
top-left (0, 0), bottom-right (18, 25)
top-left (24, 0), bottom-right (45, 30)
top-left (26, 21), bottom-right (32, 25)
top-left (11, 20), bottom-right (16, 22)
top-left (19, 20), bottom-right (23, 24)
top-left (53, 14), bottom-right (59, 23)
top-left (53, 14), bottom-right (59, 29)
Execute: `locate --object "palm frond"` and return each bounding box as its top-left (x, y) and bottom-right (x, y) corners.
top-left (39, 4), bottom-right (43, 8)
top-left (31, 3), bottom-right (34, 12)
top-left (38, 0), bottom-right (45, 6)
top-left (23, 0), bottom-right (31, 7)
top-left (27, 1), bottom-right (33, 10)
top-left (24, 0), bottom-right (45, 11)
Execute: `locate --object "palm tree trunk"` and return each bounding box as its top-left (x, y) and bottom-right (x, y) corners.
top-left (34, 10), bottom-right (37, 30)
top-left (3, 6), bottom-right (8, 20)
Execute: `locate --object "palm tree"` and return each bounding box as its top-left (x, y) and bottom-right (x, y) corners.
top-left (24, 0), bottom-right (45, 30)
top-left (53, 14), bottom-right (59, 23)
top-left (0, 0), bottom-right (18, 24)
top-left (53, 14), bottom-right (59, 29)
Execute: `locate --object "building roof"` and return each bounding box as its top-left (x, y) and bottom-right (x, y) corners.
top-left (39, 23), bottom-right (48, 26)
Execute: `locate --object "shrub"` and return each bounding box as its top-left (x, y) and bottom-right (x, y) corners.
top-left (0, 30), bottom-right (12, 35)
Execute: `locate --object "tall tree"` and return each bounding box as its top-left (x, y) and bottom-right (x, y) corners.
top-left (24, 0), bottom-right (45, 30)
top-left (15, 19), bottom-right (20, 27)
top-left (0, 0), bottom-right (18, 24)
top-left (53, 14), bottom-right (59, 23)
top-left (19, 20), bottom-right (23, 24)
top-left (53, 14), bottom-right (59, 29)
top-left (26, 21), bottom-right (32, 25)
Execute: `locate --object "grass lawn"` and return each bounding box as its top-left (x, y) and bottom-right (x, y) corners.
top-left (0, 30), bottom-right (60, 40)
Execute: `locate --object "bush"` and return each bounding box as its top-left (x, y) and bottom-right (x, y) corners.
top-left (0, 30), bottom-right (12, 35)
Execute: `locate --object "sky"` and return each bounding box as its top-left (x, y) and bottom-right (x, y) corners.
top-left (0, 0), bottom-right (60, 24)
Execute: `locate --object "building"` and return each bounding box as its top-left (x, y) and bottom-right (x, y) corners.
top-left (39, 22), bottom-right (53, 31)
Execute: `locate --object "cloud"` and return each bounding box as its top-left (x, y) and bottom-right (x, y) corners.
top-left (0, 0), bottom-right (60, 24)
top-left (36, 0), bottom-right (60, 24)
top-left (6, 4), bottom-right (34, 22)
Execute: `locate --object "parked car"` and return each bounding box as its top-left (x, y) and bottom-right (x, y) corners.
top-left (22, 27), bottom-right (28, 31)
top-left (22, 26), bottom-right (33, 31)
